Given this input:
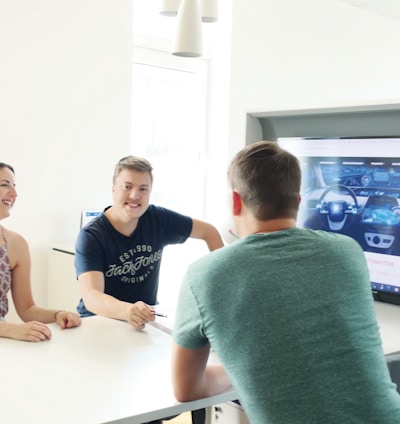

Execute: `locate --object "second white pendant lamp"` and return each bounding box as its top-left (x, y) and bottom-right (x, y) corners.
top-left (200, 0), bottom-right (218, 22)
top-left (160, 0), bottom-right (181, 17)
top-left (171, 0), bottom-right (203, 57)
top-left (160, 0), bottom-right (218, 22)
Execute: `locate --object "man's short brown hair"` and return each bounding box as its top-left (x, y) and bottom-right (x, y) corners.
top-left (113, 156), bottom-right (153, 185)
top-left (228, 141), bottom-right (301, 220)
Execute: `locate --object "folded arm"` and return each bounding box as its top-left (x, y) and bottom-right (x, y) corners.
top-left (171, 341), bottom-right (232, 402)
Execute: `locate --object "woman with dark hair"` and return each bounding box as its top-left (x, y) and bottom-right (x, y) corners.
top-left (0, 162), bottom-right (81, 341)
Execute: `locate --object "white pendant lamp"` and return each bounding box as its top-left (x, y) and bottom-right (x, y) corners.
top-left (172, 0), bottom-right (203, 57)
top-left (200, 0), bottom-right (218, 23)
top-left (160, 0), bottom-right (181, 17)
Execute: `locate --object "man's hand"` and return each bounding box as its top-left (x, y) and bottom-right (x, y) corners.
top-left (126, 301), bottom-right (155, 329)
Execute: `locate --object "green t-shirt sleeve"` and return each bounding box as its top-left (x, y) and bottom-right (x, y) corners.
top-left (172, 271), bottom-right (209, 349)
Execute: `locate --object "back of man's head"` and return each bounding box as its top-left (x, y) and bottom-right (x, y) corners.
top-left (228, 141), bottom-right (301, 220)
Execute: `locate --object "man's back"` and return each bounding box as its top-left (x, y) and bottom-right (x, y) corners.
top-left (173, 228), bottom-right (400, 423)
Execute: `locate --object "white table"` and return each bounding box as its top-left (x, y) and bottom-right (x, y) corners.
top-left (2, 301), bottom-right (399, 424)
top-left (0, 315), bottom-right (236, 424)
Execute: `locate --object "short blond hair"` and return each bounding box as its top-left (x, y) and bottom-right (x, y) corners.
top-left (113, 156), bottom-right (153, 184)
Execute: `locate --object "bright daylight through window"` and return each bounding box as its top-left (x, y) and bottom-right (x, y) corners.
top-left (132, 0), bottom-right (209, 307)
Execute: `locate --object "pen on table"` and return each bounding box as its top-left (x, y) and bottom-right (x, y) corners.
top-left (153, 312), bottom-right (168, 318)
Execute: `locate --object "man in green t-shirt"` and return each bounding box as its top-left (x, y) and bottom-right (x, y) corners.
top-left (171, 141), bottom-right (400, 423)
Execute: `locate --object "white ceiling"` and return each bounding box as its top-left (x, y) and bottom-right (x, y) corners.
top-left (338, 0), bottom-right (400, 23)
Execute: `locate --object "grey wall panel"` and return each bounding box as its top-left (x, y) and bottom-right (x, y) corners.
top-left (246, 105), bottom-right (400, 144)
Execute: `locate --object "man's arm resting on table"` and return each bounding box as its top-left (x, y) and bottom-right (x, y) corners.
top-left (78, 271), bottom-right (155, 328)
top-left (171, 341), bottom-right (231, 402)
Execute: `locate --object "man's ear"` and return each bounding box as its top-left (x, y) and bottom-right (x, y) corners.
top-left (232, 191), bottom-right (242, 216)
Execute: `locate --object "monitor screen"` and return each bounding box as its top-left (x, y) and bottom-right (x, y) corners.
top-left (80, 209), bottom-right (102, 229)
top-left (278, 137), bottom-right (400, 306)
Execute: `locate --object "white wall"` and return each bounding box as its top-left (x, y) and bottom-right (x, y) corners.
top-left (4, 0), bottom-right (400, 320)
top-left (203, 1), bottom-right (233, 225)
top-left (227, 0), bottom-right (400, 158)
top-left (0, 0), bottom-right (133, 319)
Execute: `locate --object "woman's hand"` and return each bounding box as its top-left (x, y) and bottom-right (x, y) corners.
top-left (1, 321), bottom-right (52, 342)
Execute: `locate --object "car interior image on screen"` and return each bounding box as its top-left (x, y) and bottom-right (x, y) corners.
top-left (278, 137), bottom-right (400, 305)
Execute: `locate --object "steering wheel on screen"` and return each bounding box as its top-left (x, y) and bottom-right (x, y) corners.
top-left (317, 184), bottom-right (358, 231)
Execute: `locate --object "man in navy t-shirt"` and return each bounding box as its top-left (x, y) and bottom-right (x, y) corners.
top-left (74, 155), bottom-right (224, 329)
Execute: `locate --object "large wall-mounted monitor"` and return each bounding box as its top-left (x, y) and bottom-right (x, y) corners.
top-left (278, 137), bottom-right (400, 306)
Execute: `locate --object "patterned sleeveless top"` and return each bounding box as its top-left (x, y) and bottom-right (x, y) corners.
top-left (0, 226), bottom-right (11, 319)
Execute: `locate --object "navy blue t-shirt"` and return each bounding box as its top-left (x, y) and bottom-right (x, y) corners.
top-left (74, 205), bottom-right (192, 316)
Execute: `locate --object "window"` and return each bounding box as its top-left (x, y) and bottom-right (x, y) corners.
top-left (132, 1), bottom-right (210, 308)
top-left (131, 61), bottom-right (207, 217)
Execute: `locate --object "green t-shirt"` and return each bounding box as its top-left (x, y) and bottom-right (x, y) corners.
top-left (173, 228), bottom-right (400, 424)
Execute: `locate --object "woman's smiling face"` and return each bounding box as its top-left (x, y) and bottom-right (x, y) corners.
top-left (0, 166), bottom-right (17, 220)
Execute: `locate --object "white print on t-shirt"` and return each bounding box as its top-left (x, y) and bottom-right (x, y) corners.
top-left (105, 246), bottom-right (162, 284)
top-left (119, 244), bottom-right (153, 261)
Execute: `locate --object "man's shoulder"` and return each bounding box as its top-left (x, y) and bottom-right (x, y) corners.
top-left (142, 204), bottom-right (192, 228)
top-left (313, 228), bottom-right (359, 245)
top-left (145, 204), bottom-right (188, 218)
top-left (298, 229), bottom-right (364, 259)
top-left (77, 213), bottom-right (113, 245)
top-left (188, 243), bottom-right (236, 272)
top-left (299, 228), bottom-right (357, 243)
top-left (82, 212), bottom-right (108, 230)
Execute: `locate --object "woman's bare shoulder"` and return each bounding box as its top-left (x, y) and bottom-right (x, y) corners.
top-left (1, 226), bottom-right (28, 248)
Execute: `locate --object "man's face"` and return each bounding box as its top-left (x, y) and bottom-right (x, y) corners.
top-left (112, 169), bottom-right (152, 220)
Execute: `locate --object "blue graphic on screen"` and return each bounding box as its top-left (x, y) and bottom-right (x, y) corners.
top-left (278, 137), bottom-right (400, 303)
